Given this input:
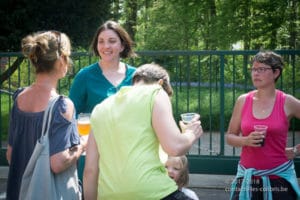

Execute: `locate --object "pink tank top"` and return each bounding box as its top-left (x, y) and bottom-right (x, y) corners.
top-left (240, 90), bottom-right (289, 170)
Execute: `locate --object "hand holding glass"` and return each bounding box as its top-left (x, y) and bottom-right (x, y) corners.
top-left (254, 125), bottom-right (268, 147)
top-left (77, 113), bottom-right (91, 136)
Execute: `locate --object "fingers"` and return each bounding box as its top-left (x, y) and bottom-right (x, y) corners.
top-left (179, 121), bottom-right (186, 129)
top-left (246, 132), bottom-right (265, 147)
top-left (180, 116), bottom-right (203, 139)
top-left (190, 121), bottom-right (203, 138)
top-left (294, 144), bottom-right (300, 154)
top-left (285, 147), bottom-right (295, 160)
top-left (197, 124), bottom-right (203, 138)
top-left (192, 113), bottom-right (200, 121)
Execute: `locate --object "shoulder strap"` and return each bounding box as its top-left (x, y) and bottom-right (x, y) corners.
top-left (12, 87), bottom-right (25, 101)
top-left (41, 96), bottom-right (60, 138)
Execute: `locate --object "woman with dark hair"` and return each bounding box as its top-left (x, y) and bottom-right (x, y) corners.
top-left (69, 20), bottom-right (137, 182)
top-left (69, 20), bottom-right (137, 114)
top-left (226, 51), bottom-right (300, 199)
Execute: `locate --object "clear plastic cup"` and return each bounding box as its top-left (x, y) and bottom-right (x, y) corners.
top-left (181, 113), bottom-right (197, 124)
top-left (254, 125), bottom-right (268, 146)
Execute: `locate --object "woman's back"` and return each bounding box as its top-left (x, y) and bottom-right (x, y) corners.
top-left (7, 89), bottom-right (81, 199)
top-left (91, 85), bottom-right (177, 200)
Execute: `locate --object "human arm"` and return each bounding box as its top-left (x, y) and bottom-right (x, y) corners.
top-left (226, 94), bottom-right (264, 148)
top-left (152, 89), bottom-right (203, 156)
top-left (50, 137), bottom-right (87, 173)
top-left (83, 132), bottom-right (99, 200)
top-left (6, 145), bottom-right (12, 165)
top-left (6, 99), bottom-right (17, 165)
top-left (285, 94), bottom-right (300, 159)
top-left (50, 98), bottom-right (87, 173)
top-left (284, 95), bottom-right (300, 159)
top-left (285, 94), bottom-right (300, 120)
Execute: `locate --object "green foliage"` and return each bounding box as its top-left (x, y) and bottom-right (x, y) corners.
top-left (0, 96), bottom-right (10, 141)
top-left (1, 0), bottom-right (300, 51)
top-left (279, 56), bottom-right (300, 98)
top-left (132, 0), bottom-right (300, 51)
top-left (135, 0), bottom-right (212, 50)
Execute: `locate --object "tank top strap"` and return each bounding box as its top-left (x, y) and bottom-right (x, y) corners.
top-left (273, 90), bottom-right (286, 118)
top-left (241, 91), bottom-right (255, 117)
top-left (12, 87), bottom-right (26, 101)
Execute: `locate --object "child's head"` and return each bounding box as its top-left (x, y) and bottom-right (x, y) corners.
top-left (165, 155), bottom-right (189, 189)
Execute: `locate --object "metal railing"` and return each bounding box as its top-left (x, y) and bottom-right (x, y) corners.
top-left (1, 50), bottom-right (300, 174)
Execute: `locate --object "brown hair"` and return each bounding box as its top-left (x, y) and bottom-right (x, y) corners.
top-left (21, 31), bottom-right (71, 73)
top-left (132, 63), bottom-right (173, 97)
top-left (252, 51), bottom-right (284, 82)
top-left (90, 20), bottom-right (136, 58)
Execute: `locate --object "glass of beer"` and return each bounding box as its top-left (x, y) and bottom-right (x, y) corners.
top-left (77, 113), bottom-right (91, 136)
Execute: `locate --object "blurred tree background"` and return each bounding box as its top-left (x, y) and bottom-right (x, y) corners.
top-left (0, 0), bottom-right (299, 52)
top-left (0, 0), bottom-right (299, 82)
top-left (131, 0), bottom-right (299, 50)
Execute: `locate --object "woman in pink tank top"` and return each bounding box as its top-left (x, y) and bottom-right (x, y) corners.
top-left (226, 51), bottom-right (300, 199)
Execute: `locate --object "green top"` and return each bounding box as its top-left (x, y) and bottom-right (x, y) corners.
top-left (91, 84), bottom-right (177, 200)
top-left (69, 62), bottom-right (136, 115)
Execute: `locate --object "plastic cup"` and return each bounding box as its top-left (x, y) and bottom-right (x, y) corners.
top-left (77, 113), bottom-right (91, 136)
top-left (254, 125), bottom-right (268, 146)
top-left (181, 113), bottom-right (197, 124)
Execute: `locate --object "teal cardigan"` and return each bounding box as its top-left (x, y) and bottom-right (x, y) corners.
top-left (69, 62), bottom-right (136, 115)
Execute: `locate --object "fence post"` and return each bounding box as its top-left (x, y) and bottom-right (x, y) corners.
top-left (219, 54), bottom-right (225, 155)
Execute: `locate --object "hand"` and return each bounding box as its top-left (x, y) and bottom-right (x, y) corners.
top-left (80, 135), bottom-right (89, 152)
top-left (285, 144), bottom-right (300, 160)
top-left (180, 114), bottom-right (203, 140)
top-left (244, 131), bottom-right (264, 147)
top-left (179, 113), bottom-right (200, 132)
top-left (285, 147), bottom-right (295, 160)
top-left (69, 135), bottom-right (88, 154)
top-left (193, 122), bottom-right (203, 140)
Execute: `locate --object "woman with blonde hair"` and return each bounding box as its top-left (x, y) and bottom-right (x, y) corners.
top-left (6, 31), bottom-right (86, 200)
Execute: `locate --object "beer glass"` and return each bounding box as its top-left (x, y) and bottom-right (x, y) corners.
top-left (77, 113), bottom-right (91, 136)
